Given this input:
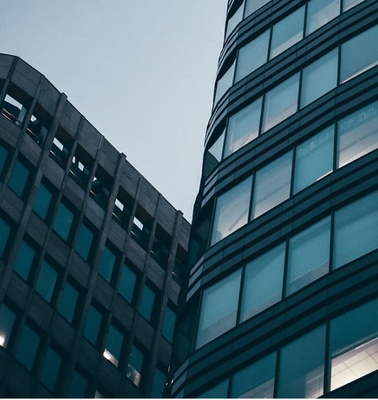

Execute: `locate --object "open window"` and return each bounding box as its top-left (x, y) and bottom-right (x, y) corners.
top-left (1, 84), bottom-right (30, 127)
top-left (131, 206), bottom-right (152, 249)
top-left (90, 165), bottom-right (112, 209)
top-left (112, 186), bottom-right (133, 228)
top-left (26, 103), bottom-right (51, 146)
top-left (50, 126), bottom-right (73, 168)
top-left (69, 145), bottom-right (92, 189)
top-left (151, 224), bottom-right (171, 268)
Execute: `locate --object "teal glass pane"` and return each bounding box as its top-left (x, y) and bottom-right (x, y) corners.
top-left (15, 324), bottom-right (40, 371)
top-left (75, 222), bottom-right (94, 261)
top-left (118, 263), bottom-right (137, 303)
top-left (104, 323), bottom-right (124, 366)
top-left (40, 347), bottom-right (62, 392)
top-left (33, 182), bottom-right (53, 220)
top-left (98, 245), bottom-right (116, 283)
top-left (0, 303), bottom-right (16, 348)
top-left (306, 0), bottom-right (340, 35)
top-left (0, 143), bottom-right (9, 176)
top-left (151, 367), bottom-right (167, 398)
top-left (126, 345), bottom-right (145, 387)
top-left (14, 240), bottom-right (36, 281)
top-left (69, 370), bottom-right (87, 398)
top-left (139, 284), bottom-right (156, 322)
top-left (35, 260), bottom-right (58, 303)
top-left (53, 202), bottom-right (74, 241)
top-left (84, 304), bottom-right (103, 346)
top-left (8, 159), bottom-right (30, 198)
top-left (198, 379), bottom-right (229, 398)
top-left (162, 306), bottom-right (176, 343)
top-left (58, 281), bottom-right (79, 323)
top-left (0, 217), bottom-right (11, 258)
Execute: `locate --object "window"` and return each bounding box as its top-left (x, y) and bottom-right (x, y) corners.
top-left (270, 6), bottom-right (305, 59)
top-left (126, 344), bottom-right (145, 387)
top-left (69, 146), bottom-right (92, 189)
top-left (261, 73), bottom-right (300, 133)
top-left (162, 304), bottom-right (176, 343)
top-left (151, 225), bottom-right (171, 267)
top-left (139, 282), bottom-right (157, 323)
top-left (0, 142), bottom-right (9, 177)
top-left (214, 61), bottom-right (236, 105)
top-left (251, 151), bottom-right (293, 219)
top-left (333, 191), bottom-right (378, 269)
top-left (151, 366), bottom-right (167, 398)
top-left (14, 239), bottom-right (36, 281)
top-left (235, 30), bottom-right (269, 82)
top-left (83, 303), bottom-right (104, 347)
top-left (75, 221), bottom-right (95, 261)
top-left (211, 177), bottom-right (252, 245)
top-left (226, 2), bottom-right (244, 38)
top-left (98, 243), bottom-right (117, 283)
top-left (306, 0), bottom-right (340, 35)
top-left (8, 158), bottom-right (31, 198)
top-left (343, 0), bottom-right (364, 11)
top-left (1, 91), bottom-right (28, 127)
top-left (35, 260), bottom-right (58, 303)
top-left (340, 24), bottom-right (378, 83)
top-left (0, 303), bottom-right (16, 348)
top-left (90, 166), bottom-right (112, 209)
top-left (112, 187), bottom-right (133, 228)
top-left (286, 217), bottom-right (331, 295)
top-left (240, 244), bottom-right (285, 322)
top-left (53, 201), bottom-right (75, 242)
top-left (26, 106), bottom-right (50, 146)
top-left (301, 49), bottom-right (338, 107)
top-left (203, 130), bottom-right (225, 177)
top-left (33, 180), bottom-right (54, 220)
top-left (50, 127), bottom-right (72, 168)
top-left (118, 262), bottom-right (138, 304)
top-left (103, 322), bottom-right (124, 367)
top-left (224, 98), bottom-right (262, 157)
top-left (196, 269), bottom-right (242, 349)
top-left (244, 0), bottom-right (270, 17)
top-left (69, 368), bottom-right (88, 398)
top-left (40, 346), bottom-right (62, 392)
top-left (231, 353), bottom-right (276, 398)
top-left (277, 325), bottom-right (326, 398)
top-left (15, 323), bottom-right (41, 371)
top-left (294, 126), bottom-right (334, 193)
top-left (0, 216), bottom-right (11, 259)
top-left (337, 101), bottom-right (378, 168)
top-left (198, 379), bottom-right (229, 398)
top-left (329, 298), bottom-right (378, 391)
top-left (58, 280), bottom-right (80, 323)
top-left (131, 207), bottom-right (152, 249)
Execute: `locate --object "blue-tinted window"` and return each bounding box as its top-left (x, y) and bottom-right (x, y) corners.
top-left (0, 217), bottom-right (11, 259)
top-left (103, 322), bottom-right (124, 367)
top-left (225, 2), bottom-right (244, 38)
top-left (126, 344), bottom-right (145, 387)
top-left (14, 239), bottom-right (36, 281)
top-left (98, 244), bottom-right (117, 283)
top-left (151, 366), bottom-right (167, 398)
top-left (58, 280), bottom-right (80, 323)
top-left (306, 0), bottom-right (340, 35)
top-left (69, 369), bottom-right (88, 398)
top-left (40, 346), bottom-right (62, 392)
top-left (198, 379), bottom-right (229, 398)
top-left (83, 304), bottom-right (103, 347)
top-left (139, 283), bottom-right (156, 322)
top-left (33, 181), bottom-right (53, 220)
top-left (0, 142), bottom-right (9, 177)
top-left (0, 303), bottom-right (16, 348)
top-left (35, 260), bottom-right (58, 303)
top-left (244, 0), bottom-right (270, 17)
top-left (75, 221), bottom-right (95, 261)
top-left (214, 61), bottom-right (236, 105)
top-left (15, 323), bottom-right (41, 371)
top-left (53, 201), bottom-right (75, 242)
top-left (8, 158), bottom-right (31, 198)
top-left (118, 263), bottom-right (137, 303)
top-left (162, 305), bottom-right (176, 343)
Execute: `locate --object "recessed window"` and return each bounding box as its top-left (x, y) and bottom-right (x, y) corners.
top-left (277, 325), bottom-right (326, 397)
top-left (131, 206), bottom-right (152, 249)
top-left (75, 220), bottom-right (95, 262)
top-left (0, 216), bottom-right (11, 259)
top-left (14, 239), bottom-right (37, 281)
top-left (35, 259), bottom-right (58, 303)
top-left (126, 344), bottom-right (145, 387)
top-left (251, 151), bottom-right (293, 219)
top-left (198, 379), bottom-right (229, 398)
top-left (8, 157), bottom-right (31, 199)
top-left (196, 269), bottom-right (241, 349)
top-left (69, 145), bottom-right (92, 189)
top-left (90, 166), bottom-right (112, 209)
top-left (98, 243), bottom-right (117, 283)
top-left (235, 30), bottom-right (269, 82)
top-left (306, 0), bottom-right (340, 36)
top-left (118, 262), bottom-right (138, 304)
top-left (262, 73), bottom-right (300, 133)
top-left (33, 180), bottom-right (54, 221)
top-left (294, 125), bottom-right (334, 193)
top-left (214, 61), bottom-right (236, 105)
top-left (203, 130), bottom-right (225, 177)
top-left (225, 2), bottom-right (244, 38)
top-left (83, 303), bottom-right (104, 347)
top-left (286, 217), bottom-right (331, 295)
top-left (139, 282), bottom-right (157, 323)
top-left (1, 90), bottom-right (28, 127)
top-left (40, 346), bottom-right (62, 392)
top-left (151, 366), bottom-right (167, 398)
top-left (50, 127), bottom-right (72, 168)
top-left (231, 353), bottom-right (276, 398)
top-left (301, 49), bottom-right (338, 108)
top-left (26, 105), bottom-right (50, 146)
top-left (103, 322), bottom-right (124, 367)
top-left (151, 225), bottom-right (171, 267)
top-left (224, 98), bottom-right (262, 158)
top-left (15, 323), bottom-right (41, 371)
top-left (270, 6), bottom-right (305, 59)
top-left (53, 201), bottom-right (75, 242)
top-left (244, 0), bottom-right (271, 17)
top-left (58, 280), bottom-right (80, 323)
top-left (112, 187), bottom-right (133, 228)
top-left (0, 303), bottom-right (16, 348)
top-left (0, 142), bottom-right (10, 177)
top-left (333, 190), bottom-right (378, 269)
top-left (69, 368), bottom-right (88, 398)
top-left (211, 177), bottom-right (252, 245)
top-left (240, 244), bottom-right (285, 322)
top-left (162, 304), bottom-right (176, 343)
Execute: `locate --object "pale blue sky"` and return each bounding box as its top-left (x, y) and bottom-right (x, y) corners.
top-left (0, 0), bottom-right (227, 220)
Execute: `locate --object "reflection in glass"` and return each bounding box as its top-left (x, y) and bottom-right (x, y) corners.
top-left (262, 74), bottom-right (299, 133)
top-left (198, 379), bottom-right (229, 398)
top-left (244, 0), bottom-right (271, 17)
top-left (306, 0), bottom-right (340, 35)
top-left (214, 61), bottom-right (236, 105)
top-left (226, 2), bottom-right (244, 38)
top-left (0, 304), bottom-right (16, 348)
top-left (240, 244), bottom-right (285, 322)
top-left (252, 151), bottom-right (292, 219)
top-left (337, 101), bottom-right (378, 168)
top-left (343, 0), bottom-right (364, 11)
top-left (224, 98), bottom-right (262, 157)
top-left (211, 177), bottom-right (252, 245)
top-left (127, 345), bottom-right (144, 387)
top-left (196, 270), bottom-right (241, 349)
top-left (103, 323), bottom-right (124, 367)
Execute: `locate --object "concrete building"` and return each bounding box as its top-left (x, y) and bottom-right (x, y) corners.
top-left (0, 53), bottom-right (190, 398)
top-left (169, 0), bottom-right (378, 397)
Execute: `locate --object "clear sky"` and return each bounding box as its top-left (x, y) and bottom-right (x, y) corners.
top-left (0, 0), bottom-right (227, 221)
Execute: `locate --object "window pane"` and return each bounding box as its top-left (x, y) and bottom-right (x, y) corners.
top-left (203, 130), bottom-right (225, 177)
top-left (232, 353), bottom-right (276, 398)
top-left (252, 151), bottom-right (292, 219)
top-left (162, 305), bottom-right (176, 343)
top-left (53, 202), bottom-right (74, 241)
top-left (0, 217), bottom-right (11, 259)
top-left (294, 126), bottom-right (334, 193)
top-left (240, 244), bottom-right (285, 322)
top-left (0, 143), bottom-right (9, 176)
top-left (151, 367), bottom-right (167, 398)
top-left (58, 281), bottom-right (79, 323)
top-left (40, 347), bottom-right (62, 392)
top-left (198, 379), bottom-right (229, 398)
top-left (69, 369), bottom-right (87, 398)
top-left (337, 101), bottom-right (378, 168)
top-left (235, 30), bottom-right (269, 82)
top-left (84, 304), bottom-right (103, 346)
top-left (262, 74), bottom-right (300, 133)
top-left (306, 0), bottom-right (340, 35)
top-left (8, 158), bottom-right (30, 198)
top-left (214, 61), bottom-right (236, 105)
top-left (211, 177), bottom-right (252, 245)
top-left (244, 0), bottom-right (270, 17)
top-left (98, 245), bottom-right (116, 283)
top-left (14, 239), bottom-right (36, 281)
top-left (33, 182), bottom-right (53, 220)
top-left (0, 304), bottom-right (16, 348)
top-left (139, 283), bottom-right (156, 322)
top-left (224, 98), bottom-right (262, 157)
top-left (226, 2), bottom-right (244, 38)
top-left (333, 191), bottom-right (378, 269)
top-left (301, 49), bottom-right (338, 107)
top-left (75, 222), bottom-right (94, 261)
top-left (103, 323), bottom-right (124, 367)
top-left (196, 269), bottom-right (242, 349)
top-left (118, 263), bottom-right (137, 303)
top-left (35, 260), bottom-right (58, 303)
top-left (340, 25), bottom-right (378, 83)
top-left (126, 345), bottom-right (144, 387)
top-left (15, 324), bottom-right (41, 371)
top-left (277, 325), bottom-right (326, 398)
top-left (329, 298), bottom-right (378, 391)
top-left (287, 217), bottom-right (331, 295)
top-left (343, 0), bottom-right (364, 11)
top-left (270, 6), bottom-right (305, 59)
